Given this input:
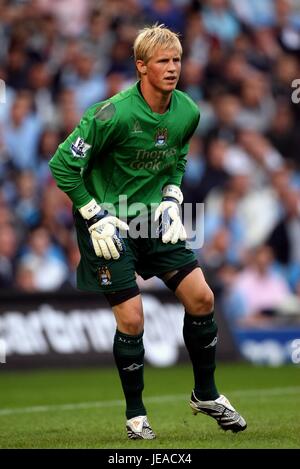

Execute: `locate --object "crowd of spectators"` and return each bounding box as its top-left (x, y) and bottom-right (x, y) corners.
top-left (1, 0), bottom-right (300, 327)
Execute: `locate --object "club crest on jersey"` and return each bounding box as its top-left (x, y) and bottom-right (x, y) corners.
top-left (98, 266), bottom-right (112, 286)
top-left (155, 128), bottom-right (168, 146)
top-left (70, 137), bottom-right (91, 158)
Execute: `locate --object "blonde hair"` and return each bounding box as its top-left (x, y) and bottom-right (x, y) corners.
top-left (134, 24), bottom-right (182, 76)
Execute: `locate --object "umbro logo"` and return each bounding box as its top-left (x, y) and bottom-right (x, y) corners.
top-left (122, 363), bottom-right (143, 371)
top-left (204, 336), bottom-right (218, 348)
top-left (132, 419), bottom-right (140, 428)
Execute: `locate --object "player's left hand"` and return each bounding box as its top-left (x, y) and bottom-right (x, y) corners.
top-left (154, 185), bottom-right (187, 244)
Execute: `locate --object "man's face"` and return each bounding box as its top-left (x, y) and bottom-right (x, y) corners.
top-left (139, 47), bottom-right (181, 94)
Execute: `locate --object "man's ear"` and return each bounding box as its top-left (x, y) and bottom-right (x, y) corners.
top-left (136, 60), bottom-right (147, 75)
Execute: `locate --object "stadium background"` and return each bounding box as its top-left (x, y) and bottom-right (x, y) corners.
top-left (0, 0), bottom-right (300, 449)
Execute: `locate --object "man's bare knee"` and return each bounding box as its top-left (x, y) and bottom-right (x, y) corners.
top-left (113, 296), bottom-right (144, 335)
top-left (188, 286), bottom-right (214, 315)
top-left (117, 314), bottom-right (144, 335)
top-left (175, 268), bottom-right (215, 315)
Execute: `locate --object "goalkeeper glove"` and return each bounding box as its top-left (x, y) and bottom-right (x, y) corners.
top-left (79, 199), bottom-right (129, 260)
top-left (154, 185), bottom-right (187, 244)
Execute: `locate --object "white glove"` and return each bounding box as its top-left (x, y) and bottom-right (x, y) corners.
top-left (154, 185), bottom-right (187, 244)
top-left (79, 199), bottom-right (129, 260)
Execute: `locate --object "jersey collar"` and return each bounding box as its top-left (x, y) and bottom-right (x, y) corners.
top-left (133, 81), bottom-right (175, 118)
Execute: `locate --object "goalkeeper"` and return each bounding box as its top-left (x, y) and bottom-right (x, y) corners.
top-left (49, 24), bottom-right (246, 440)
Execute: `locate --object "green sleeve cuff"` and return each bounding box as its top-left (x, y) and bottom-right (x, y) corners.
top-left (65, 183), bottom-right (94, 209)
top-left (166, 175), bottom-right (183, 187)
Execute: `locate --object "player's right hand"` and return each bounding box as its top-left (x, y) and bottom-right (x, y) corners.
top-left (79, 199), bottom-right (129, 260)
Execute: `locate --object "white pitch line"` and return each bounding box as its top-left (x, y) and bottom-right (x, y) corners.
top-left (0, 386), bottom-right (299, 417)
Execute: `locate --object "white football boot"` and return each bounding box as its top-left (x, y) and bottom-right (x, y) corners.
top-left (126, 415), bottom-right (156, 440)
top-left (190, 391), bottom-right (247, 433)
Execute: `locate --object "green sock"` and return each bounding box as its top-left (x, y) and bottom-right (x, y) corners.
top-left (113, 329), bottom-right (146, 419)
top-left (183, 311), bottom-right (219, 401)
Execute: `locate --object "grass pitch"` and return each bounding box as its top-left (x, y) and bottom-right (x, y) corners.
top-left (0, 363), bottom-right (299, 449)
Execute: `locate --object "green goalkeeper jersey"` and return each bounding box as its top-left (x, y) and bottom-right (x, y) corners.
top-left (49, 82), bottom-right (200, 218)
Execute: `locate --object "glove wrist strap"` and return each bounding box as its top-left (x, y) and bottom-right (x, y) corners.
top-left (162, 185), bottom-right (183, 205)
top-left (162, 196), bottom-right (180, 205)
top-left (86, 208), bottom-right (108, 228)
top-left (79, 198), bottom-right (101, 220)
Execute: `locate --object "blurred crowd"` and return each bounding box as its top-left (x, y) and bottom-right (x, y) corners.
top-left (1, 0), bottom-right (300, 327)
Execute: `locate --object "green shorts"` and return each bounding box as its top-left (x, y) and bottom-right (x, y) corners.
top-left (74, 211), bottom-right (197, 293)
